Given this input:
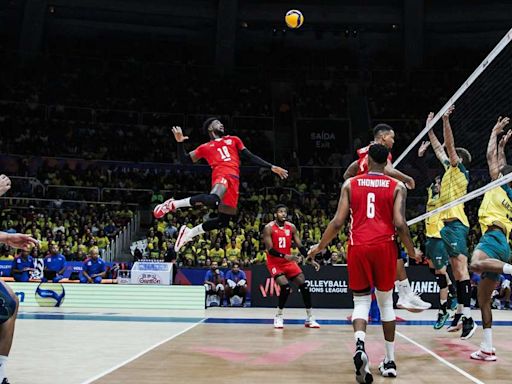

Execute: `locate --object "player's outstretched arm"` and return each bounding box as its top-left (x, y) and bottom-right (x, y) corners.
top-left (383, 162), bottom-right (415, 190)
top-left (343, 160), bottom-right (359, 180)
top-left (497, 117), bottom-right (511, 172)
top-left (308, 180), bottom-right (350, 257)
top-left (291, 224), bottom-right (320, 271)
top-left (393, 184), bottom-right (422, 262)
top-left (0, 232), bottom-right (38, 250)
top-left (442, 105), bottom-right (458, 167)
top-left (487, 117), bottom-right (507, 180)
top-left (240, 148), bottom-right (288, 179)
top-left (426, 112), bottom-right (448, 165)
top-left (172, 126), bottom-right (199, 163)
top-left (263, 224), bottom-right (298, 262)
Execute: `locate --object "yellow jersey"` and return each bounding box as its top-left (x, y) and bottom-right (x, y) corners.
top-left (439, 161), bottom-right (469, 227)
top-left (208, 248), bottom-right (225, 263)
top-left (226, 247), bottom-right (241, 263)
top-left (478, 184), bottom-right (512, 238)
top-left (425, 184), bottom-right (444, 238)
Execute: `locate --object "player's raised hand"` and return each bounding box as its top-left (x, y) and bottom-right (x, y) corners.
top-left (172, 126), bottom-right (189, 143)
top-left (0, 174), bottom-right (11, 197)
top-left (499, 129), bottom-right (512, 149)
top-left (425, 112), bottom-right (435, 127)
top-left (442, 105), bottom-right (455, 121)
top-left (2, 233), bottom-right (38, 250)
top-left (494, 116), bottom-right (510, 134)
top-left (271, 166), bottom-right (288, 180)
top-left (417, 141), bottom-right (431, 158)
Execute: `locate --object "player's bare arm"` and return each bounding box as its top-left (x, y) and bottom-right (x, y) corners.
top-left (172, 126), bottom-right (200, 163)
top-left (0, 232), bottom-right (38, 250)
top-left (263, 224), bottom-right (299, 262)
top-left (393, 184), bottom-right (422, 262)
top-left (442, 105), bottom-right (459, 167)
top-left (383, 161), bottom-right (415, 190)
top-left (308, 180), bottom-right (350, 257)
top-left (496, 117), bottom-right (511, 173)
top-left (291, 223), bottom-right (320, 271)
top-left (240, 148), bottom-right (288, 179)
top-left (343, 160), bottom-right (359, 180)
top-left (426, 112), bottom-right (449, 164)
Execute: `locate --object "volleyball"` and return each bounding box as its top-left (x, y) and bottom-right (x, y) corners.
top-left (35, 283), bottom-right (65, 307)
top-left (285, 10), bottom-right (304, 29)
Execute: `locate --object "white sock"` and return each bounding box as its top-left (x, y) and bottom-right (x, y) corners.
top-left (456, 303), bottom-right (463, 315)
top-left (277, 308), bottom-right (283, 316)
top-left (0, 355), bottom-right (8, 380)
top-left (397, 279), bottom-right (412, 296)
top-left (482, 328), bottom-right (493, 351)
top-left (306, 308), bottom-right (312, 318)
top-left (173, 197), bottom-right (191, 209)
top-left (440, 299), bottom-right (447, 305)
top-left (385, 341), bottom-right (395, 362)
top-left (354, 331), bottom-right (366, 342)
top-left (462, 306), bottom-right (471, 318)
top-left (188, 224), bottom-right (205, 240)
top-left (503, 263), bottom-right (512, 275)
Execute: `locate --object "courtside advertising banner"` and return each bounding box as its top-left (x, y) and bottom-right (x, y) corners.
top-left (251, 265), bottom-right (440, 309)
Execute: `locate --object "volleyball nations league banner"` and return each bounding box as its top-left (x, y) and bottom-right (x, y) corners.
top-left (250, 265), bottom-right (441, 309)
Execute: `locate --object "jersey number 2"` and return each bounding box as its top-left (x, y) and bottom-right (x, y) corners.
top-left (217, 146), bottom-right (231, 162)
top-left (367, 193), bottom-right (375, 218)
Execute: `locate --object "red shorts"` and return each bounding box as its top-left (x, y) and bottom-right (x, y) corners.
top-left (212, 174), bottom-right (239, 208)
top-left (347, 241), bottom-right (397, 292)
top-left (266, 259), bottom-right (303, 280)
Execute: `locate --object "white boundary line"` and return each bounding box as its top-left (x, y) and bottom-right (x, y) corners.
top-left (396, 330), bottom-right (485, 384)
top-left (393, 28), bottom-right (512, 167)
top-left (80, 319), bottom-right (205, 384)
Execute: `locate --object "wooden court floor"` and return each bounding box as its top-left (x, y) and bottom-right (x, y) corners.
top-left (93, 323), bottom-right (511, 384)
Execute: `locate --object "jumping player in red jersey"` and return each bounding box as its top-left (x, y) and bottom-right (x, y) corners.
top-left (310, 144), bottom-right (421, 383)
top-left (344, 123), bottom-right (430, 313)
top-left (154, 118), bottom-right (288, 252)
top-left (263, 204), bottom-right (320, 329)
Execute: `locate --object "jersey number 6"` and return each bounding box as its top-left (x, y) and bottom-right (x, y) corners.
top-left (367, 192), bottom-right (375, 219)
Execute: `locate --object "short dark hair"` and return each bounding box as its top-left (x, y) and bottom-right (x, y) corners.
top-left (455, 147), bottom-right (472, 166)
top-left (274, 204), bottom-right (288, 213)
top-left (368, 143), bottom-right (389, 165)
top-left (373, 123), bottom-right (393, 138)
top-left (232, 262), bottom-right (240, 268)
top-left (202, 117), bottom-right (219, 131)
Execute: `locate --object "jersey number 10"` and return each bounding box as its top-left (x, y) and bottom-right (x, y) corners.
top-left (367, 192), bottom-right (375, 218)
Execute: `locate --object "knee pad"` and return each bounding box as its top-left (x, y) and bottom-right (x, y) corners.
top-left (216, 284), bottom-right (224, 291)
top-left (281, 284), bottom-right (292, 295)
top-left (352, 295), bottom-right (371, 322)
top-left (503, 279), bottom-right (511, 290)
top-left (435, 274), bottom-right (448, 289)
top-left (299, 282), bottom-right (310, 293)
top-left (375, 289), bottom-right (395, 322)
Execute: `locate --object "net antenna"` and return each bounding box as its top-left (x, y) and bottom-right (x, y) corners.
top-left (393, 28), bottom-right (512, 168)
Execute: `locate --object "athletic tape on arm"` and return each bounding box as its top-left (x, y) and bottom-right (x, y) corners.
top-left (393, 28), bottom-right (512, 168)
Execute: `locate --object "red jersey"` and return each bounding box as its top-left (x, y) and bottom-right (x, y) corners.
top-left (349, 173), bottom-right (397, 246)
top-left (194, 135), bottom-right (245, 179)
top-left (356, 143), bottom-right (393, 175)
top-left (266, 221), bottom-right (293, 261)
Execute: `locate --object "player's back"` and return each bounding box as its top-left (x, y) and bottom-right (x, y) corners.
top-left (356, 144), bottom-right (393, 175)
top-left (195, 135), bottom-right (244, 177)
top-left (349, 173), bottom-right (397, 245)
